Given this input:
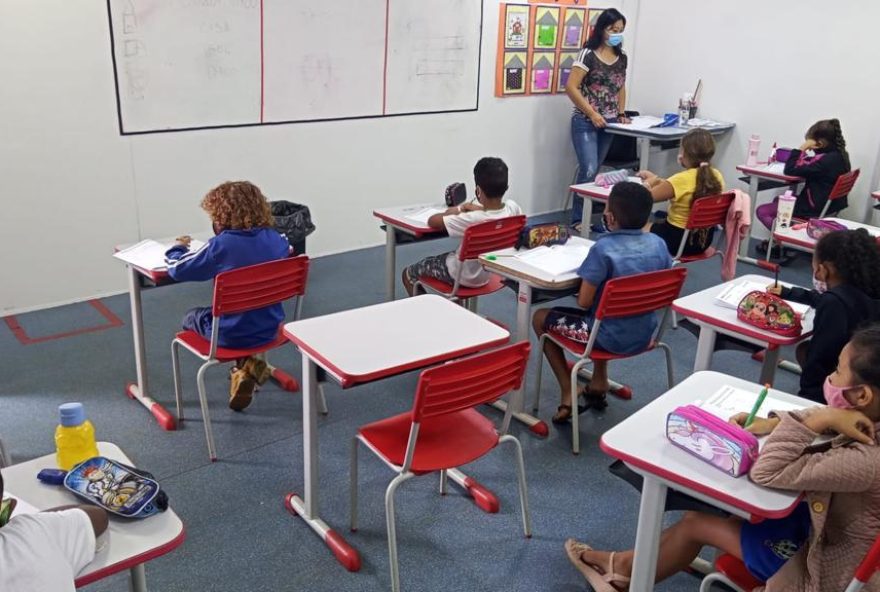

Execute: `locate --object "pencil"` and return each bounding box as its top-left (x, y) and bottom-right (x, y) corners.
top-left (744, 384), bottom-right (770, 428)
top-left (774, 266), bottom-right (779, 290)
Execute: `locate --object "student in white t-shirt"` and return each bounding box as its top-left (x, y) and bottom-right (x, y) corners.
top-left (0, 470), bottom-right (108, 592)
top-left (402, 157), bottom-right (523, 296)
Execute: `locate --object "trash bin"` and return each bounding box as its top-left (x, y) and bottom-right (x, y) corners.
top-left (270, 201), bottom-right (315, 255)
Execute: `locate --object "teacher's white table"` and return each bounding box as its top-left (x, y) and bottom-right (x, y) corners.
top-left (1, 442), bottom-right (185, 592)
top-left (672, 274), bottom-right (814, 386)
top-left (600, 371), bottom-right (809, 592)
top-left (604, 119), bottom-right (736, 171)
top-left (479, 237), bottom-right (595, 435)
top-left (373, 204), bottom-right (448, 301)
top-left (282, 295), bottom-right (510, 571)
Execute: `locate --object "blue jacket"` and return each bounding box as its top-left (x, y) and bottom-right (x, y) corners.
top-left (165, 228), bottom-right (291, 348)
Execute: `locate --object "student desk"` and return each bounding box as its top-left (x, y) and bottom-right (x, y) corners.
top-left (1, 442), bottom-right (185, 592)
top-left (479, 237), bottom-right (595, 435)
top-left (771, 217), bottom-right (880, 257)
top-left (282, 295), bottom-right (510, 571)
top-left (569, 178), bottom-right (642, 237)
top-left (600, 371), bottom-right (808, 592)
top-left (372, 204), bottom-right (448, 301)
top-left (735, 163), bottom-right (804, 265)
top-left (604, 120), bottom-right (735, 171)
top-left (672, 274), bottom-right (814, 386)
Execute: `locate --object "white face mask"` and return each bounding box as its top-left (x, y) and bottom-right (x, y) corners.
top-left (813, 275), bottom-right (828, 294)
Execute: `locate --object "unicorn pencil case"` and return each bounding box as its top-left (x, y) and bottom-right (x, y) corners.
top-left (666, 405), bottom-right (759, 478)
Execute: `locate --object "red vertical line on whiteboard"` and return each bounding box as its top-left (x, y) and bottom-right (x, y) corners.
top-left (382, 0), bottom-right (391, 114)
top-left (260, 0), bottom-right (265, 122)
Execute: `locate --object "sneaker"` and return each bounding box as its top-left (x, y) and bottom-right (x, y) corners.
top-left (241, 357), bottom-right (271, 385)
top-left (229, 368), bottom-right (256, 411)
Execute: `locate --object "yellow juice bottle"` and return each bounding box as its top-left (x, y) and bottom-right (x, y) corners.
top-left (55, 402), bottom-right (99, 470)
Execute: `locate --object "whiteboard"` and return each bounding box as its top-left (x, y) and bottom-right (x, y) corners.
top-left (107, 0), bottom-right (483, 134)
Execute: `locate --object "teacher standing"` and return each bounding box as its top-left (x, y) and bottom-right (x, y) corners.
top-left (565, 8), bottom-right (630, 229)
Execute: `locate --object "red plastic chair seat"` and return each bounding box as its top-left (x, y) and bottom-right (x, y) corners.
top-left (548, 332), bottom-right (658, 362)
top-left (418, 273), bottom-right (506, 298)
top-left (359, 408), bottom-right (499, 473)
top-left (715, 553), bottom-right (764, 591)
top-left (677, 246), bottom-right (718, 264)
top-left (175, 329), bottom-right (287, 362)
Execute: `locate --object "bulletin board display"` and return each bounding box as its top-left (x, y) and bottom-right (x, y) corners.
top-left (495, 3), bottom-right (589, 98)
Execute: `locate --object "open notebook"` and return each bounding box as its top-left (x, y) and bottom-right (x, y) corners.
top-left (114, 238), bottom-right (207, 272)
top-left (514, 242), bottom-right (591, 276)
top-left (715, 280), bottom-right (812, 318)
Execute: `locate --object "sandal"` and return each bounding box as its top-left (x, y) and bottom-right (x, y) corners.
top-left (579, 388), bottom-right (608, 412)
top-left (564, 539), bottom-right (630, 592)
top-left (552, 405), bottom-right (573, 424)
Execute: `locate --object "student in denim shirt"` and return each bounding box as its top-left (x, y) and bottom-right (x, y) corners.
top-left (532, 182), bottom-right (672, 424)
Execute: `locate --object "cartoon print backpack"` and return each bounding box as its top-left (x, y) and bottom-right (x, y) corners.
top-left (737, 291), bottom-right (802, 337)
top-left (444, 182), bottom-right (468, 207)
top-left (516, 223), bottom-right (571, 250)
top-left (63, 456), bottom-right (169, 518)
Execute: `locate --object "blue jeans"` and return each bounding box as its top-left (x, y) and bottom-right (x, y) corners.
top-left (571, 113), bottom-right (617, 225)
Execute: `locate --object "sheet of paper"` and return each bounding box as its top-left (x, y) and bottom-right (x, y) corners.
top-left (515, 242), bottom-right (590, 276)
top-left (404, 207), bottom-right (445, 226)
top-left (763, 162), bottom-right (786, 174)
top-left (695, 385), bottom-right (804, 420)
top-left (3, 492), bottom-right (40, 517)
top-left (113, 238), bottom-right (207, 271)
top-left (620, 115), bottom-right (664, 130)
top-left (684, 118), bottom-right (724, 128)
top-left (714, 280), bottom-right (812, 317)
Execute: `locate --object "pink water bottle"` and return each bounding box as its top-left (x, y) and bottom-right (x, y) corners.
top-left (746, 134), bottom-right (761, 166)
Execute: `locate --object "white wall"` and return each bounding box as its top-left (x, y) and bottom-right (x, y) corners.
top-left (627, 0), bottom-right (880, 234)
top-left (2, 0), bottom-right (638, 314)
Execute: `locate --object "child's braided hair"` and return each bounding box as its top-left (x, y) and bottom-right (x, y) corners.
top-left (806, 119), bottom-right (851, 171)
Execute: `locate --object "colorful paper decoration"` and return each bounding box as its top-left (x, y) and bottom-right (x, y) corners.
top-left (503, 4), bottom-right (530, 49)
top-left (557, 51), bottom-right (578, 91)
top-left (561, 7), bottom-right (586, 49)
top-left (530, 52), bottom-right (555, 93)
top-left (533, 6), bottom-right (560, 49)
top-left (527, 0), bottom-right (586, 4)
top-left (502, 52), bottom-right (528, 94)
top-left (587, 8), bottom-right (605, 40)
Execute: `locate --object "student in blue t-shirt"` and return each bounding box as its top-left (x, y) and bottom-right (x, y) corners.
top-left (164, 181), bottom-right (290, 412)
top-left (532, 182), bottom-right (672, 424)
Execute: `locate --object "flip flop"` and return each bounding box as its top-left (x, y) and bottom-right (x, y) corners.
top-left (564, 539), bottom-right (630, 592)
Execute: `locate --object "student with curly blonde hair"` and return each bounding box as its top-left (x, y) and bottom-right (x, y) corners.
top-left (164, 181), bottom-right (289, 411)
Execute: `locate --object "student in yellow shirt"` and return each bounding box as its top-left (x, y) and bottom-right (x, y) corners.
top-left (637, 128), bottom-right (725, 256)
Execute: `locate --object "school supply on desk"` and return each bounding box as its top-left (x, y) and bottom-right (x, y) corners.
top-left (514, 241), bottom-right (590, 275)
top-left (444, 182), bottom-right (468, 207)
top-left (806, 218), bottom-right (847, 240)
top-left (594, 169), bottom-right (631, 188)
top-left (666, 405), bottom-right (759, 478)
top-left (63, 456), bottom-right (168, 519)
top-left (776, 190), bottom-right (797, 229)
top-left (744, 384), bottom-right (770, 428)
top-left (696, 384), bottom-right (803, 420)
top-left (714, 280), bottom-right (812, 317)
top-left (404, 207), bottom-right (446, 226)
top-left (737, 291), bottom-right (802, 337)
top-left (746, 134), bottom-right (761, 166)
top-left (516, 223), bottom-right (570, 249)
top-left (622, 115), bottom-right (666, 129)
top-left (114, 238), bottom-right (207, 271)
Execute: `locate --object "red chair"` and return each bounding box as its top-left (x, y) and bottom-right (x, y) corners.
top-left (414, 215), bottom-right (526, 312)
top-left (700, 530), bottom-right (880, 591)
top-left (673, 192), bottom-right (736, 265)
top-left (818, 168), bottom-right (860, 218)
top-left (349, 342), bottom-right (532, 592)
top-left (532, 268), bottom-right (688, 454)
top-left (171, 256), bottom-right (323, 461)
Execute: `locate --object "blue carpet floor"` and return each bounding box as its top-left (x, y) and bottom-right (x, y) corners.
top-left (0, 219), bottom-right (813, 591)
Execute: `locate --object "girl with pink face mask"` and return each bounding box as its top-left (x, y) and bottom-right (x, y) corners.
top-left (563, 326), bottom-right (880, 592)
top-left (768, 229), bottom-right (880, 402)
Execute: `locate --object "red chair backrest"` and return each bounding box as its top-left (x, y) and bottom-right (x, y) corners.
top-left (685, 192), bottom-right (736, 231)
top-left (853, 531), bottom-right (880, 585)
top-left (828, 169), bottom-right (860, 201)
top-left (212, 256), bottom-right (309, 317)
top-left (411, 341), bottom-right (530, 423)
top-left (593, 268), bottom-right (688, 321)
top-left (457, 215), bottom-right (527, 261)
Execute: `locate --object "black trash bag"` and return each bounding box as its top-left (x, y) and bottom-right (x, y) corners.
top-left (270, 201), bottom-right (315, 253)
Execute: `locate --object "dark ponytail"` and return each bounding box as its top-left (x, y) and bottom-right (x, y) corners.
top-left (848, 324), bottom-right (880, 389)
top-left (815, 229), bottom-right (880, 298)
top-left (807, 118), bottom-right (851, 171)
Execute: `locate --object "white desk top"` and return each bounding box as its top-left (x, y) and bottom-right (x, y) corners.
top-left (773, 217), bottom-right (880, 249)
top-left (283, 295), bottom-right (510, 387)
top-left (1, 442), bottom-right (185, 587)
top-left (736, 162), bottom-right (803, 182)
top-left (601, 371), bottom-right (809, 519)
top-left (672, 274), bottom-right (813, 346)
top-left (372, 203), bottom-right (448, 236)
top-left (606, 119), bottom-right (734, 140)
top-left (478, 236), bottom-right (593, 290)
top-left (570, 177), bottom-right (643, 200)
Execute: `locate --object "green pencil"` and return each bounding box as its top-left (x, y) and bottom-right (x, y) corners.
top-left (744, 384), bottom-right (770, 428)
